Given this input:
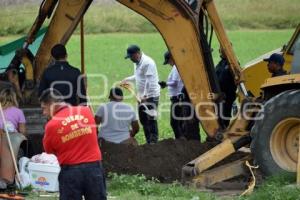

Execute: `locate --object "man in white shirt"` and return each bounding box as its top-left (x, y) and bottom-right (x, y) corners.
top-left (95, 87), bottom-right (139, 145)
top-left (159, 51), bottom-right (184, 139)
top-left (122, 45), bottom-right (160, 144)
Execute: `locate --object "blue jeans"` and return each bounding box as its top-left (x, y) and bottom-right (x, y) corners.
top-left (58, 161), bottom-right (107, 200)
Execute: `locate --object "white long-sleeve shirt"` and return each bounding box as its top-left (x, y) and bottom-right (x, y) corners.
top-left (124, 53), bottom-right (160, 99)
top-left (167, 65), bottom-right (183, 97)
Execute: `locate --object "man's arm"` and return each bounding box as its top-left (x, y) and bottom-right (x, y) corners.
top-left (130, 120), bottom-right (139, 137)
top-left (167, 68), bottom-right (180, 87)
top-left (18, 123), bottom-right (26, 135)
top-left (95, 105), bottom-right (104, 135)
top-left (94, 116), bottom-right (102, 135)
top-left (123, 75), bottom-right (135, 82)
top-left (43, 124), bottom-right (55, 154)
top-left (94, 116), bottom-right (102, 126)
top-left (143, 74), bottom-right (153, 99)
top-left (78, 74), bottom-right (87, 105)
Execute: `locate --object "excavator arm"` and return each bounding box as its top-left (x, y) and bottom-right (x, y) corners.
top-left (117, 0), bottom-right (222, 136)
top-left (34, 0), bottom-right (93, 80)
top-left (15, 0), bottom-right (249, 138)
top-left (13, 0), bottom-right (255, 186)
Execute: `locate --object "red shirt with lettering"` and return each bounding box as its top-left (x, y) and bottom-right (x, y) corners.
top-left (43, 106), bottom-right (102, 165)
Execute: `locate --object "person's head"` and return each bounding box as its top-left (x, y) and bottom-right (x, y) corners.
top-left (264, 53), bottom-right (285, 74)
top-left (51, 44), bottom-right (67, 61)
top-left (0, 87), bottom-right (18, 108)
top-left (109, 87), bottom-right (123, 102)
top-left (39, 88), bottom-right (64, 118)
top-left (163, 51), bottom-right (175, 66)
top-left (125, 45), bottom-right (141, 63)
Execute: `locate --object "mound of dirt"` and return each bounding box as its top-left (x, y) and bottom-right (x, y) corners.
top-left (101, 138), bottom-right (250, 183)
top-left (101, 139), bottom-right (215, 182)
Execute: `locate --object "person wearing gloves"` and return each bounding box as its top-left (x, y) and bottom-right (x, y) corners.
top-left (158, 51), bottom-right (184, 139)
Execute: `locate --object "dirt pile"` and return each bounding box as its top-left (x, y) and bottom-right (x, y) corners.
top-left (101, 139), bottom-right (229, 182)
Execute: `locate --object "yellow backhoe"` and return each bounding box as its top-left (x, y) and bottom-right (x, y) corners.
top-left (1, 0), bottom-right (300, 187)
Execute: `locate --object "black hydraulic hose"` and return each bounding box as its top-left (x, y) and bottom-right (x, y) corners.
top-left (233, 136), bottom-right (251, 150)
top-left (198, 13), bottom-right (220, 94)
top-left (205, 14), bottom-right (209, 39)
top-left (209, 25), bottom-right (214, 48)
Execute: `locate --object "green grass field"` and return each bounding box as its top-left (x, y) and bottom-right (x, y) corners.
top-left (1, 30), bottom-right (299, 199)
top-left (0, 1), bottom-right (299, 198)
top-left (0, 0), bottom-right (299, 36)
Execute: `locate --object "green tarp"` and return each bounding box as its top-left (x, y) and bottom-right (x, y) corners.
top-left (0, 27), bottom-right (47, 73)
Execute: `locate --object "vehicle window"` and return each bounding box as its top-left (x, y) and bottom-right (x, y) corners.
top-left (288, 34), bottom-right (300, 55)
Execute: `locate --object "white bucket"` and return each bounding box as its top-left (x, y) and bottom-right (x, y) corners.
top-left (28, 162), bottom-right (60, 192)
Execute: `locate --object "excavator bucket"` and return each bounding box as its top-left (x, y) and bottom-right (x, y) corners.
top-left (8, 133), bottom-right (27, 158)
top-left (1, 132), bottom-right (27, 164)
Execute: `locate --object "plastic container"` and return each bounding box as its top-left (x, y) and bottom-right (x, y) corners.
top-left (28, 162), bottom-right (60, 192)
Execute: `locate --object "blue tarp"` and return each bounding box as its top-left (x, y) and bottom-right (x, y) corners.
top-left (0, 27), bottom-right (47, 73)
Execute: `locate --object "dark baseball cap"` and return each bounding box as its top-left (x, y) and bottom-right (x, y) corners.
top-left (163, 51), bottom-right (171, 65)
top-left (125, 45), bottom-right (140, 59)
top-left (264, 53), bottom-right (285, 66)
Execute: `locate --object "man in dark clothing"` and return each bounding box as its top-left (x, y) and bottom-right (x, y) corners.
top-left (215, 47), bottom-right (237, 128)
top-left (38, 44), bottom-right (87, 106)
top-left (264, 53), bottom-right (287, 77)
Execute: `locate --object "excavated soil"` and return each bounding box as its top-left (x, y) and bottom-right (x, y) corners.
top-left (101, 139), bottom-right (249, 183)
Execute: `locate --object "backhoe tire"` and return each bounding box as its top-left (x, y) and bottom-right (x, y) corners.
top-left (251, 90), bottom-right (300, 177)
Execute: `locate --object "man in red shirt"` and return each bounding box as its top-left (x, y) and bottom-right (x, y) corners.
top-left (40, 88), bottom-right (106, 200)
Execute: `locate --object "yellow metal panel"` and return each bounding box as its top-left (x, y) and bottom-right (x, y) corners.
top-left (194, 139), bottom-right (236, 174)
top-left (193, 156), bottom-right (249, 187)
top-left (22, 56), bottom-right (34, 81)
top-left (261, 74), bottom-right (300, 89)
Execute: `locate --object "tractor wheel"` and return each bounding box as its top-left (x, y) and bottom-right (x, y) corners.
top-left (251, 90), bottom-right (300, 176)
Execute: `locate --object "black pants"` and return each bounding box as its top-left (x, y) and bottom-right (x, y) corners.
top-left (59, 161), bottom-right (107, 200)
top-left (219, 99), bottom-right (235, 128)
top-left (170, 97), bottom-right (184, 139)
top-left (181, 103), bottom-right (201, 141)
top-left (138, 97), bottom-right (159, 144)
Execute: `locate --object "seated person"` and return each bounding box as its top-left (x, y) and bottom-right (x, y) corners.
top-left (95, 87), bottom-right (139, 145)
top-left (264, 53), bottom-right (287, 77)
top-left (0, 87), bottom-right (26, 188)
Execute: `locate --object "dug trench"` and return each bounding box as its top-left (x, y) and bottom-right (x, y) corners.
top-left (100, 138), bottom-right (253, 187)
